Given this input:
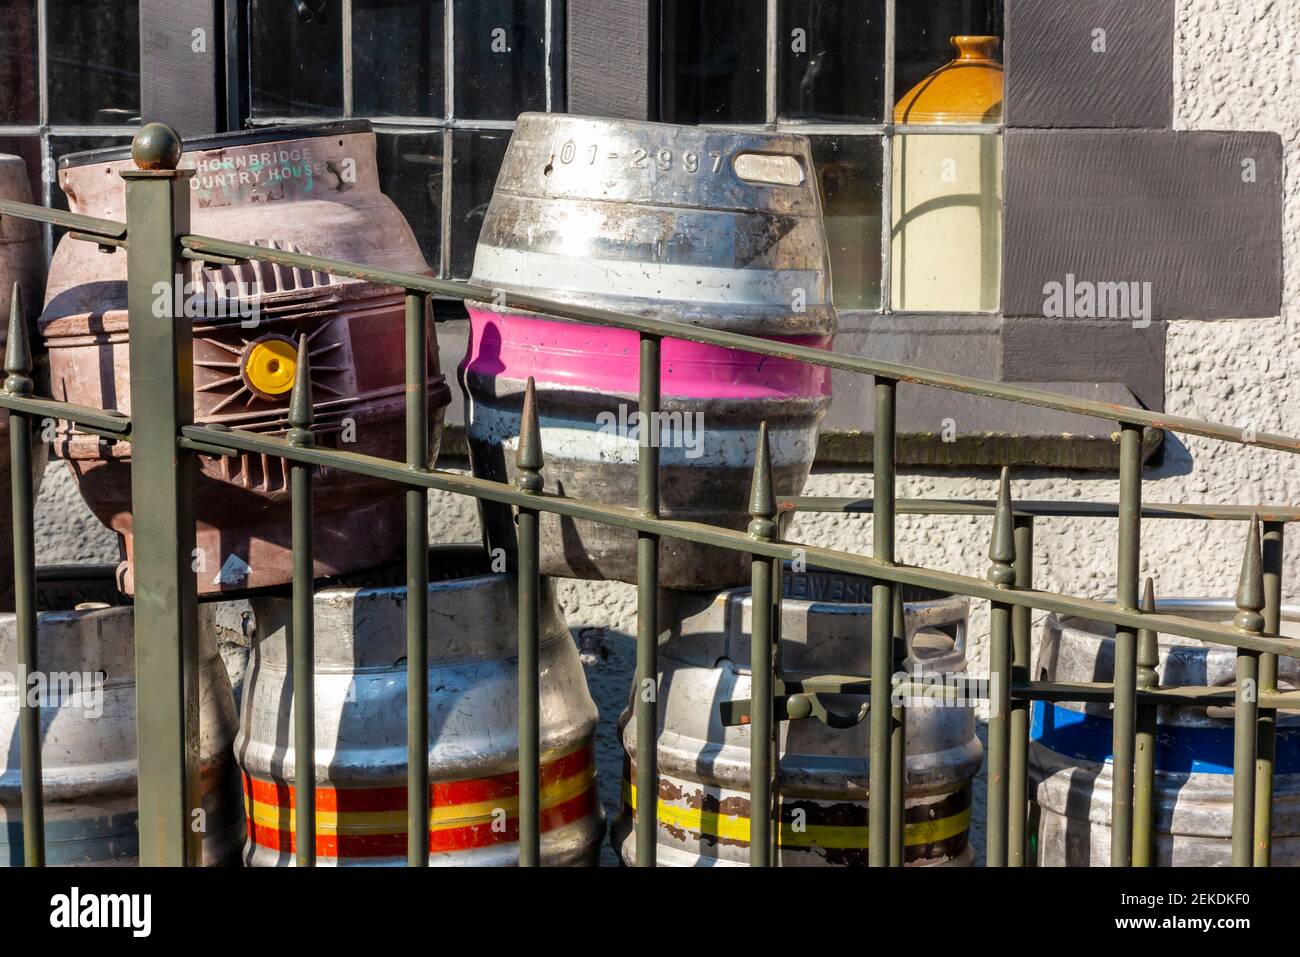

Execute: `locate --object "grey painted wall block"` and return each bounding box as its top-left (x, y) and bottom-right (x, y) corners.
top-left (139, 0), bottom-right (222, 136)
top-left (1005, 0), bottom-right (1174, 129)
top-left (1003, 129), bottom-right (1284, 321)
top-left (567, 0), bottom-right (653, 119)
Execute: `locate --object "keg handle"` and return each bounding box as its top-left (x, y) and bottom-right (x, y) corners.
top-left (719, 674), bottom-right (871, 729)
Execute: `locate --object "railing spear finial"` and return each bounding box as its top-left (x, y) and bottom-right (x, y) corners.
top-left (1137, 577), bottom-right (1159, 685)
top-left (287, 333), bottom-right (314, 447)
top-left (987, 466), bottom-right (1016, 586)
top-left (4, 281), bottom-right (32, 395)
top-left (748, 421), bottom-right (777, 539)
top-left (516, 376), bottom-right (544, 492)
top-left (1234, 515), bottom-right (1265, 634)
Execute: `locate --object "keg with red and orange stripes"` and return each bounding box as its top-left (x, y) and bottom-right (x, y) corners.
top-left (236, 547), bottom-right (604, 865)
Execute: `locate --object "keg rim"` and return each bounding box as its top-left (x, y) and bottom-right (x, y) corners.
top-left (58, 120), bottom-right (374, 171)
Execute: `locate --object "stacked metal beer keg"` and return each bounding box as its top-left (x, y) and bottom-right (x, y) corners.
top-left (463, 113), bottom-right (981, 866)
top-left (42, 121), bottom-right (451, 595)
top-left (1031, 599), bottom-right (1300, 866)
top-left (0, 568), bottom-right (243, 865)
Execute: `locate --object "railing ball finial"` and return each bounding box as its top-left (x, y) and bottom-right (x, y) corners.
top-left (3, 281), bottom-right (32, 395)
top-left (1234, 514), bottom-right (1265, 634)
top-left (747, 421), bottom-right (777, 540)
top-left (515, 376), bottom-right (544, 492)
top-left (131, 123), bottom-right (183, 171)
top-left (986, 466), bottom-right (1016, 586)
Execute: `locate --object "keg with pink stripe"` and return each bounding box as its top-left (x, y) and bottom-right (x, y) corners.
top-left (462, 113), bottom-right (836, 589)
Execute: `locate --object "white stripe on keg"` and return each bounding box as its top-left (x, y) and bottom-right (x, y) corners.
top-left (471, 244), bottom-right (830, 308)
top-left (466, 402), bottom-right (817, 469)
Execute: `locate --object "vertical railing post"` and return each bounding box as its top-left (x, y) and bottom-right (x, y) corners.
top-left (889, 589), bottom-right (906, 867)
top-left (1111, 422), bottom-right (1143, 866)
top-left (985, 468), bottom-right (1015, 867)
top-left (515, 377), bottom-right (544, 866)
top-left (404, 291), bottom-right (430, 867)
top-left (870, 376), bottom-right (896, 867)
top-left (122, 124), bottom-right (200, 866)
top-left (747, 422), bottom-right (778, 867)
top-left (1008, 513), bottom-right (1033, 866)
top-left (634, 332), bottom-right (660, 867)
top-left (287, 337), bottom-right (316, 866)
top-left (1232, 517), bottom-right (1263, 866)
top-left (1133, 578), bottom-right (1159, 867)
top-left (1256, 521), bottom-right (1283, 866)
top-left (5, 284), bottom-right (42, 865)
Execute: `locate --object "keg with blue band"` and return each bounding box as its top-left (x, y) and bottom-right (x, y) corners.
top-left (1032, 701), bottom-right (1300, 775)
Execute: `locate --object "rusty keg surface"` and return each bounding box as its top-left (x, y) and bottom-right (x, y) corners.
top-left (0, 154), bottom-right (49, 612)
top-left (462, 113), bottom-right (836, 590)
top-left (611, 569), bottom-right (982, 866)
top-left (1031, 599), bottom-right (1300, 866)
top-left (40, 123), bottom-right (451, 596)
top-left (0, 568), bottom-right (242, 865)
top-left (237, 547), bottom-right (604, 866)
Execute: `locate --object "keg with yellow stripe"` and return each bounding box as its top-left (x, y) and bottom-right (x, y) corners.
top-left (0, 567), bottom-right (243, 865)
top-left (613, 568), bottom-right (980, 866)
top-left (237, 547), bottom-right (603, 865)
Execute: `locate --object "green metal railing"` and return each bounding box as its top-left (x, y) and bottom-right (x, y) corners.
top-left (2, 125), bottom-right (1299, 868)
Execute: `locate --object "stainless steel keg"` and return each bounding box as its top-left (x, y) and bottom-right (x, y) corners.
top-left (1031, 599), bottom-right (1300, 866)
top-left (0, 567), bottom-right (243, 865)
top-left (461, 113), bottom-right (836, 590)
top-left (611, 568), bottom-right (980, 866)
top-left (237, 547), bottom-right (603, 865)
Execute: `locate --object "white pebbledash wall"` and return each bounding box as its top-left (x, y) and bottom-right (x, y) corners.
top-left (27, 0), bottom-right (1297, 858)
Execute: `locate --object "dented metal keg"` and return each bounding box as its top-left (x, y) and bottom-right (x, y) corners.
top-left (0, 566), bottom-right (243, 865)
top-left (237, 546), bottom-right (603, 866)
top-left (462, 113), bottom-right (835, 590)
top-left (612, 568), bottom-right (980, 866)
top-left (40, 122), bottom-right (450, 595)
top-left (1031, 599), bottom-right (1300, 866)
top-left (0, 154), bottom-right (48, 612)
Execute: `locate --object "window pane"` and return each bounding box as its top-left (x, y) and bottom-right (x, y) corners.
top-left (891, 133), bottom-right (1001, 312)
top-left (810, 136), bottom-right (882, 311)
top-left (659, 0), bottom-right (765, 124)
top-left (47, 0), bottom-right (140, 125)
top-left (449, 129), bottom-right (509, 279)
top-left (452, 0), bottom-right (546, 120)
top-left (0, 136), bottom-right (42, 205)
top-left (354, 0), bottom-right (444, 118)
top-left (778, 0), bottom-right (885, 123)
top-left (250, 0), bottom-right (343, 118)
top-left (375, 129), bottom-right (444, 270)
top-left (896, 0), bottom-right (1003, 108)
top-left (0, 1), bottom-right (38, 124)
